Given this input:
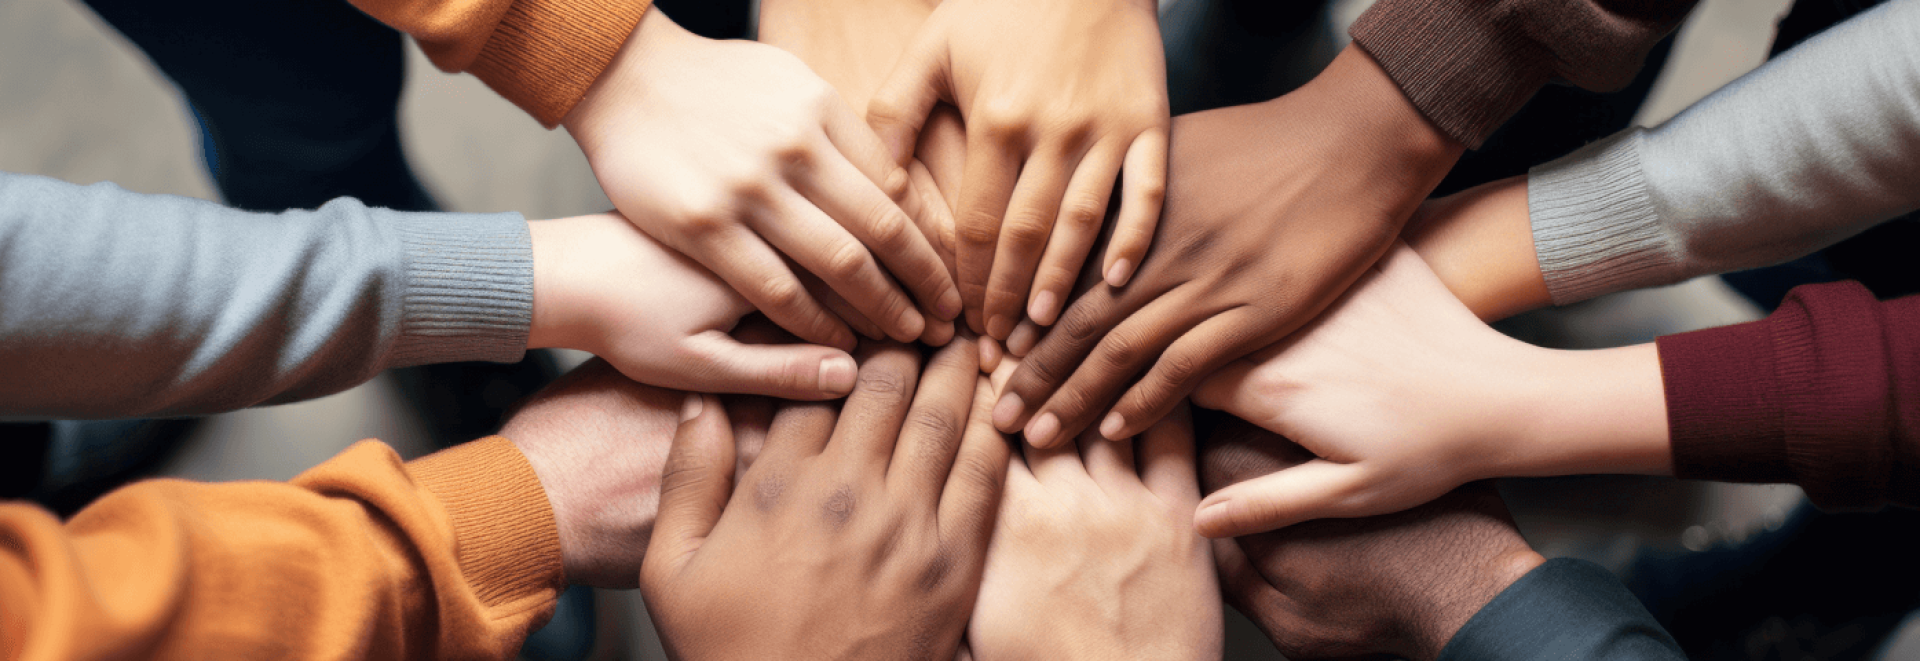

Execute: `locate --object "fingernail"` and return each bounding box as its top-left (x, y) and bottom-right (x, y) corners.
top-left (986, 314), bottom-right (1014, 340)
top-left (938, 289), bottom-right (963, 320)
top-left (1195, 499), bottom-right (1230, 536)
top-left (820, 355), bottom-right (858, 394)
top-left (978, 336), bottom-right (1002, 371)
top-left (1007, 323), bottom-right (1038, 357)
top-left (1029, 291), bottom-right (1059, 326)
top-left (1025, 412), bottom-right (1060, 447)
top-left (1105, 259), bottom-right (1134, 287)
top-left (680, 393), bottom-right (705, 422)
top-left (992, 392), bottom-right (1024, 429)
top-left (1099, 412), bottom-right (1126, 440)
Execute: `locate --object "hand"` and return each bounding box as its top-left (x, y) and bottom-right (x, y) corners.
top-left (497, 359), bottom-right (683, 588)
top-left (1190, 246), bottom-right (1669, 537)
top-left (868, 0), bottom-right (1171, 338)
top-left (1200, 418), bottom-right (1544, 661)
top-left (528, 212), bottom-right (862, 400)
top-left (563, 7), bottom-right (961, 351)
top-left (967, 379), bottom-right (1221, 661)
top-left (993, 45), bottom-right (1464, 448)
top-left (640, 341), bottom-right (1010, 659)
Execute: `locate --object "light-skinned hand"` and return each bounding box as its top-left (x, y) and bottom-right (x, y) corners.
top-left (640, 341), bottom-right (1010, 660)
top-left (993, 44), bottom-right (1464, 448)
top-left (1201, 418), bottom-right (1545, 661)
top-left (967, 366), bottom-right (1221, 661)
top-left (527, 212), bottom-right (861, 400)
top-left (1191, 245), bottom-right (1670, 538)
top-left (563, 7), bottom-right (961, 351)
top-left (867, 0), bottom-right (1171, 338)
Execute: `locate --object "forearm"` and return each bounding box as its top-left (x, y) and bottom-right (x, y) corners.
top-left (1403, 175), bottom-right (1548, 322)
top-left (0, 172), bottom-right (531, 419)
top-left (1529, 0), bottom-right (1920, 304)
top-left (0, 439), bottom-right (561, 660)
top-left (1438, 559), bottom-right (1683, 661)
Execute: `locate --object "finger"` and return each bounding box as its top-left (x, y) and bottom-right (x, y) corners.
top-left (1004, 318), bottom-right (1041, 358)
top-left (982, 149), bottom-right (1078, 339)
top-left (723, 395), bottom-right (775, 476)
top-left (1100, 128), bottom-right (1168, 287)
top-left (888, 339), bottom-right (981, 502)
top-left (1139, 402), bottom-right (1200, 504)
top-left (799, 269), bottom-right (891, 341)
top-left (977, 334), bottom-right (1003, 373)
top-left (1079, 428), bottom-right (1139, 491)
top-left (1193, 459), bottom-right (1374, 538)
top-left (646, 394), bottom-right (737, 573)
top-left (1211, 536), bottom-right (1284, 617)
top-left (758, 398), bottom-right (842, 464)
top-left (938, 375), bottom-right (1012, 544)
top-left (814, 114), bottom-right (964, 322)
top-left (953, 130), bottom-right (1026, 334)
top-left (827, 343), bottom-right (923, 465)
top-left (1188, 358), bottom-right (1256, 413)
top-left (1100, 307), bottom-right (1271, 440)
top-left (1028, 141), bottom-right (1124, 326)
top-left (919, 314), bottom-right (957, 347)
top-left (674, 331), bottom-right (859, 400)
top-left (906, 159), bottom-right (959, 276)
top-left (1017, 290), bottom-right (1199, 449)
top-left (703, 230), bottom-right (856, 351)
top-left (989, 283), bottom-right (1136, 435)
top-left (866, 22), bottom-right (951, 164)
top-left (1023, 426), bottom-right (1088, 485)
top-left (758, 188), bottom-right (926, 341)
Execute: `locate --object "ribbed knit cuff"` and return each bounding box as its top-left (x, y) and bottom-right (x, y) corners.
top-left (1439, 558), bottom-right (1681, 661)
top-left (1530, 130), bottom-right (1684, 306)
top-left (385, 211), bottom-right (533, 369)
top-left (468, 0), bottom-right (655, 127)
top-left (408, 437), bottom-right (564, 609)
top-left (1659, 282), bottom-right (1891, 508)
top-left (1349, 0), bottom-right (1555, 149)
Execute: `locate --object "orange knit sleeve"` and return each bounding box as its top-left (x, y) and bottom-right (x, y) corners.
top-left (346, 0), bottom-right (655, 126)
top-left (0, 437), bottom-right (563, 661)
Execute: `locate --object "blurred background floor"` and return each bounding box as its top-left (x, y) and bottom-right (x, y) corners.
top-left (2, 0), bottom-right (1914, 657)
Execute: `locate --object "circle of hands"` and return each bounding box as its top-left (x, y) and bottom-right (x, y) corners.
top-left (518, 1), bottom-right (1564, 659)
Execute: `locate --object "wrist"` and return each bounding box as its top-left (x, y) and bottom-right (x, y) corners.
top-left (1504, 344), bottom-right (1672, 478)
top-left (527, 217), bottom-right (590, 353)
top-left (1291, 44), bottom-right (1464, 190)
top-left (562, 6), bottom-right (693, 144)
top-left (1402, 546), bottom-right (1545, 661)
top-left (1404, 176), bottom-right (1550, 322)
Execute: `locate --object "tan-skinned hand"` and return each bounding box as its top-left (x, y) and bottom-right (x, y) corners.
top-left (640, 341), bottom-right (1010, 660)
top-left (563, 7), bottom-right (961, 352)
top-left (993, 44), bottom-right (1464, 449)
top-left (868, 0), bottom-right (1171, 339)
top-left (967, 364), bottom-right (1221, 660)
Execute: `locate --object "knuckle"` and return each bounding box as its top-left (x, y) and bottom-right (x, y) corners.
top-left (855, 366), bottom-right (911, 398)
top-left (1155, 350), bottom-right (1204, 389)
top-left (771, 140), bottom-right (816, 175)
top-left (1000, 217), bottom-right (1053, 246)
top-left (1062, 196), bottom-right (1107, 230)
top-left (1058, 309), bottom-right (1105, 344)
top-left (879, 166), bottom-right (913, 203)
top-left (824, 241), bottom-right (876, 281)
top-left (906, 408), bottom-right (965, 442)
top-left (1100, 332), bottom-right (1144, 369)
top-left (955, 215), bottom-right (1002, 248)
top-left (758, 277), bottom-right (808, 311)
top-left (819, 483), bottom-right (858, 529)
top-left (1132, 181), bottom-right (1167, 208)
top-left (865, 206), bottom-right (914, 249)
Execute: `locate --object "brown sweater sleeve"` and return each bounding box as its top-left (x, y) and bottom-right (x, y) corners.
top-left (1349, 0), bottom-right (1697, 148)
top-left (346, 0), bottom-right (654, 126)
top-left (1657, 281), bottom-right (1920, 510)
top-left (0, 437), bottom-right (564, 661)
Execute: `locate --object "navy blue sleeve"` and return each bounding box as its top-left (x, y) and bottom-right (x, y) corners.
top-left (1438, 558), bottom-right (1684, 661)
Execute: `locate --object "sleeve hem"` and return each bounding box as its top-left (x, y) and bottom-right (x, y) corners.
top-left (1529, 130), bottom-right (1684, 305)
top-left (407, 437), bottom-right (565, 609)
top-left (386, 210), bottom-right (533, 369)
top-left (468, 0), bottom-right (656, 127)
top-left (1349, 0), bottom-right (1555, 148)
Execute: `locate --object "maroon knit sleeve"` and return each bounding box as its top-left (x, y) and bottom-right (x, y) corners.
top-left (1349, 0), bottom-right (1697, 148)
top-left (1656, 281), bottom-right (1920, 510)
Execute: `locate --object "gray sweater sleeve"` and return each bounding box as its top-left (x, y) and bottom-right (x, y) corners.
top-left (0, 172), bottom-right (532, 419)
top-left (1527, 0), bottom-right (1920, 305)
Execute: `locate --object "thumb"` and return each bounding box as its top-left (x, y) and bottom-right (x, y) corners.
top-left (1193, 459), bottom-right (1374, 538)
top-left (866, 25), bottom-right (950, 165)
top-left (681, 332), bottom-right (861, 400)
top-left (646, 394), bottom-right (736, 577)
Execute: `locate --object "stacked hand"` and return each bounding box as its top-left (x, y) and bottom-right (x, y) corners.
top-left (992, 44), bottom-right (1465, 449)
top-left (563, 7), bottom-right (961, 350)
top-left (641, 341), bottom-right (1009, 659)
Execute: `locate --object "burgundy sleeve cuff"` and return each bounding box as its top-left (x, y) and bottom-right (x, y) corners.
top-left (1658, 281), bottom-right (1893, 509)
